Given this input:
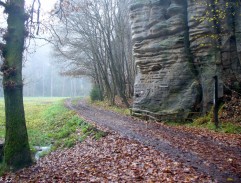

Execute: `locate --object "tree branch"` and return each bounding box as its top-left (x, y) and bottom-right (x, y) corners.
top-left (0, 43), bottom-right (5, 51)
top-left (0, 1), bottom-right (6, 8)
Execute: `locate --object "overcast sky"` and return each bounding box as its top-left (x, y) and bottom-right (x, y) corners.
top-left (0, 0), bottom-right (59, 79)
top-left (24, 0), bottom-right (59, 73)
top-left (0, 0), bottom-right (92, 96)
top-left (26, 0), bottom-right (57, 12)
top-left (0, 0), bottom-right (57, 22)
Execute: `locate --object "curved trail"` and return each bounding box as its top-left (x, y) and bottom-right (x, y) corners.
top-left (66, 99), bottom-right (241, 182)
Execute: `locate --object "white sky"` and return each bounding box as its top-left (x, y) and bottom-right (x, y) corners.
top-left (0, 0), bottom-right (58, 54)
top-left (0, 0), bottom-right (58, 27)
top-left (26, 0), bottom-right (57, 13)
top-left (0, 0), bottom-right (58, 69)
top-left (24, 0), bottom-right (58, 65)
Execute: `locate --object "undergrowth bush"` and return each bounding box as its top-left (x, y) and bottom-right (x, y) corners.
top-left (192, 110), bottom-right (241, 134)
top-left (164, 107), bottom-right (241, 134)
top-left (90, 85), bottom-right (103, 102)
top-left (193, 115), bottom-right (211, 125)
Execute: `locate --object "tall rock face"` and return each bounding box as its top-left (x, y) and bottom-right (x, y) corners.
top-left (129, 0), bottom-right (241, 120)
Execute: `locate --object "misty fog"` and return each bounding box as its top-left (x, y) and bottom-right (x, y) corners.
top-left (25, 39), bottom-right (93, 98)
top-left (0, 41), bottom-right (92, 98)
top-left (0, 0), bottom-right (92, 98)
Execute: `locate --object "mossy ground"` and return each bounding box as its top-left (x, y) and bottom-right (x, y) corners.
top-left (0, 97), bottom-right (105, 161)
top-left (192, 114), bottom-right (241, 134)
top-left (164, 113), bottom-right (241, 134)
top-left (88, 98), bottom-right (130, 116)
top-left (88, 99), bottom-right (240, 134)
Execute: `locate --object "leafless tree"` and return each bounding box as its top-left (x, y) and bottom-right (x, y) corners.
top-left (50, 0), bottom-right (135, 106)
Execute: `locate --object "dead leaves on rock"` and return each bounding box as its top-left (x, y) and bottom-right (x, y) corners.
top-left (220, 92), bottom-right (241, 124)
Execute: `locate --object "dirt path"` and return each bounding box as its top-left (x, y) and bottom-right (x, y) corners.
top-left (66, 99), bottom-right (241, 182)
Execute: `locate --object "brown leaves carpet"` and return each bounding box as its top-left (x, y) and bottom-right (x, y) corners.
top-left (2, 134), bottom-right (214, 183)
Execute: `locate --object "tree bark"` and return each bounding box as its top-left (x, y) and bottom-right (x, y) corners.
top-left (213, 76), bottom-right (219, 129)
top-left (1, 0), bottom-right (32, 170)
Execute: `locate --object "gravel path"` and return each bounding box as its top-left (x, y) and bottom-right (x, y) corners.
top-left (66, 99), bottom-right (241, 182)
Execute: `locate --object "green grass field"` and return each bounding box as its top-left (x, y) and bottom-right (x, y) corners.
top-left (0, 97), bottom-right (105, 153)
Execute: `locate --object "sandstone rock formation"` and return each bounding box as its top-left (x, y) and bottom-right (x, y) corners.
top-left (129, 0), bottom-right (241, 120)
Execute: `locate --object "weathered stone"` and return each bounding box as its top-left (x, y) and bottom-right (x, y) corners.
top-left (129, 0), bottom-right (241, 120)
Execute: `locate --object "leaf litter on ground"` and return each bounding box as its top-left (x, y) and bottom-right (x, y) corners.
top-left (1, 133), bottom-right (215, 183)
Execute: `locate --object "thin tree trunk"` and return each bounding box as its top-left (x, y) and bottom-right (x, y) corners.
top-left (42, 64), bottom-right (45, 97)
top-left (50, 66), bottom-right (53, 97)
top-left (74, 79), bottom-right (77, 97)
top-left (213, 76), bottom-right (219, 128)
top-left (62, 77), bottom-right (65, 97)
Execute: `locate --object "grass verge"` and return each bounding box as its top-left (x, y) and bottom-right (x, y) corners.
top-left (191, 115), bottom-right (241, 134)
top-left (44, 102), bottom-right (106, 151)
top-left (87, 98), bottom-right (240, 134)
top-left (164, 115), bottom-right (241, 134)
top-left (0, 98), bottom-right (106, 160)
top-left (88, 99), bottom-right (130, 116)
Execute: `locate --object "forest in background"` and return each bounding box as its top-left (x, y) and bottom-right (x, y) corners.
top-left (1, 0), bottom-right (134, 101)
top-left (0, 2), bottom-right (92, 98)
top-left (0, 43), bottom-right (92, 98)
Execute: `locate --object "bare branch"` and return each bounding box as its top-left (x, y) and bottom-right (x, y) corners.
top-left (54, 0), bottom-right (64, 19)
top-left (0, 1), bottom-right (6, 8)
top-left (29, 0), bottom-right (41, 35)
top-left (36, 0), bottom-right (41, 35)
top-left (0, 43), bottom-right (5, 51)
top-left (30, 0), bottom-right (37, 23)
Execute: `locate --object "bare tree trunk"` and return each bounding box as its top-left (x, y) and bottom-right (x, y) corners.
top-left (42, 64), bottom-right (45, 97)
top-left (1, 0), bottom-right (32, 170)
top-left (50, 65), bottom-right (53, 97)
top-left (62, 77), bottom-right (65, 97)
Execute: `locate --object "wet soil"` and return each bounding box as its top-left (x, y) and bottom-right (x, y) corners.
top-left (66, 99), bottom-right (241, 183)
